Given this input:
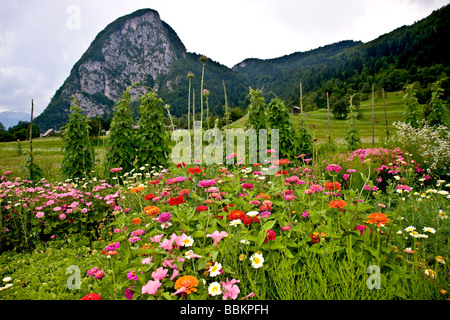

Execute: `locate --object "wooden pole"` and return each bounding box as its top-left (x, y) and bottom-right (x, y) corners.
top-left (327, 92), bottom-right (331, 144)
top-left (372, 85), bottom-right (375, 148)
top-left (30, 99), bottom-right (34, 155)
top-left (382, 88), bottom-right (389, 139)
top-left (299, 82), bottom-right (303, 116)
top-left (192, 89), bottom-right (195, 138)
top-left (222, 80), bottom-right (228, 127)
top-left (29, 99), bottom-right (34, 181)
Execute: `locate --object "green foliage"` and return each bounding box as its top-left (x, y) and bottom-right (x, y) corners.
top-left (427, 77), bottom-right (449, 127)
top-left (21, 154), bottom-right (43, 183)
top-left (105, 85), bottom-right (137, 174)
top-left (344, 94), bottom-right (363, 151)
top-left (267, 96), bottom-right (300, 160)
top-left (245, 88), bottom-right (267, 132)
top-left (0, 121), bottom-right (40, 142)
top-left (402, 83), bottom-right (421, 128)
top-left (60, 96), bottom-right (95, 179)
top-left (135, 88), bottom-right (171, 169)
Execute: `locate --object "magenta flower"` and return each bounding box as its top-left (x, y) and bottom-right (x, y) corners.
top-left (142, 280), bottom-right (161, 295)
top-left (197, 179), bottom-right (217, 188)
top-left (354, 225), bottom-right (372, 236)
top-left (283, 194), bottom-right (295, 201)
top-left (326, 164), bottom-right (342, 173)
top-left (127, 270), bottom-right (139, 281)
top-left (152, 267), bottom-right (169, 281)
top-left (124, 288), bottom-right (135, 300)
top-left (129, 236), bottom-right (141, 243)
top-left (206, 230), bottom-right (228, 246)
top-left (158, 212), bottom-right (172, 223)
top-left (242, 183), bottom-right (254, 190)
top-left (86, 267), bottom-right (99, 277)
top-left (94, 270), bottom-right (105, 280)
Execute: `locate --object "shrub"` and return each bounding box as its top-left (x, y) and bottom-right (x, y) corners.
top-left (386, 121), bottom-right (450, 179)
top-left (60, 96), bottom-right (95, 179)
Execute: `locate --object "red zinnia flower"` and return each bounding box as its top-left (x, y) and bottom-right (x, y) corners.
top-left (144, 194), bottom-right (156, 201)
top-left (168, 195), bottom-right (185, 206)
top-left (188, 167), bottom-right (202, 174)
top-left (264, 229), bottom-right (276, 242)
top-left (223, 204), bottom-right (235, 212)
top-left (273, 159), bottom-right (290, 166)
top-left (81, 293), bottom-right (101, 300)
top-left (325, 181), bottom-right (341, 191)
top-left (243, 216), bottom-right (253, 226)
top-left (196, 205), bottom-right (208, 212)
top-left (228, 210), bottom-right (245, 221)
top-left (176, 162), bottom-right (187, 168)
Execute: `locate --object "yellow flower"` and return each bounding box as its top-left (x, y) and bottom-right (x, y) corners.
top-left (435, 256), bottom-right (446, 264)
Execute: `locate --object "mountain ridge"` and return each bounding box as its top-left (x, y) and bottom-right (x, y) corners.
top-left (33, 5), bottom-right (450, 132)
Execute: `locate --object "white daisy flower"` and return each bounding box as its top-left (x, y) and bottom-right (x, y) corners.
top-left (208, 282), bottom-right (222, 296)
top-left (423, 227), bottom-right (436, 234)
top-left (250, 252), bottom-right (264, 269)
top-left (209, 262), bottom-right (222, 277)
top-left (229, 219), bottom-right (242, 227)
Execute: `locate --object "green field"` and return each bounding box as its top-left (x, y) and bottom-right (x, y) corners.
top-left (0, 90), bottom-right (444, 180)
top-left (228, 91), bottom-right (415, 144)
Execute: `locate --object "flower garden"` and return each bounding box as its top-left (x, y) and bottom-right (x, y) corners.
top-left (1, 146), bottom-right (449, 300)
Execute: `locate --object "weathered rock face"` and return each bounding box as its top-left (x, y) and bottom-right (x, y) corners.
top-left (35, 8), bottom-right (188, 129)
top-left (70, 9), bottom-right (184, 116)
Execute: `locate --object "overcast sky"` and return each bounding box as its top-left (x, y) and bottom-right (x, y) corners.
top-left (0, 0), bottom-right (449, 118)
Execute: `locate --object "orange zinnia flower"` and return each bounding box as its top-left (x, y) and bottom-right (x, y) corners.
top-left (329, 200), bottom-right (347, 210)
top-left (131, 217), bottom-right (142, 225)
top-left (365, 212), bottom-right (389, 227)
top-left (144, 205), bottom-right (161, 217)
top-left (325, 181), bottom-right (341, 191)
top-left (130, 185), bottom-right (144, 193)
top-left (174, 275), bottom-right (199, 295)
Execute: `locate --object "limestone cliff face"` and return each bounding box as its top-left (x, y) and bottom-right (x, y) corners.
top-left (35, 8), bottom-right (188, 130)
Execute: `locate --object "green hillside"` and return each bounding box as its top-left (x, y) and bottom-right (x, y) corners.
top-left (227, 90), bottom-right (448, 144)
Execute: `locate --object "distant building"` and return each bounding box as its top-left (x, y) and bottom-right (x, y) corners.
top-left (290, 106), bottom-right (300, 115)
top-left (41, 129), bottom-right (55, 137)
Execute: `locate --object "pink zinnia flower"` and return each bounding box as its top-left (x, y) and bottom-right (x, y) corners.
top-left (221, 278), bottom-right (240, 300)
top-left (206, 230), bottom-right (228, 246)
top-left (35, 212), bottom-right (44, 218)
top-left (151, 267), bottom-right (169, 281)
top-left (58, 213), bottom-right (66, 220)
top-left (159, 238), bottom-right (174, 251)
top-left (142, 280), bottom-right (161, 295)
